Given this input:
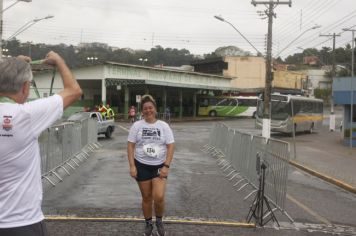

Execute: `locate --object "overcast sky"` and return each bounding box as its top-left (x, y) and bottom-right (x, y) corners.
top-left (3, 0), bottom-right (356, 58)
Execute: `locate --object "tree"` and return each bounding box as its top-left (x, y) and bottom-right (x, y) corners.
top-left (214, 45), bottom-right (251, 57)
top-left (284, 53), bottom-right (303, 64)
top-left (275, 56), bottom-right (284, 63)
top-left (319, 47), bottom-right (332, 65)
top-left (4, 39), bottom-right (201, 68)
top-left (314, 88), bottom-right (331, 105)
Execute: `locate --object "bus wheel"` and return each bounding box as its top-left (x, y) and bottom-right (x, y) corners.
top-left (309, 123), bottom-right (314, 134)
top-left (209, 110), bottom-right (217, 117)
top-left (252, 111), bottom-right (256, 118)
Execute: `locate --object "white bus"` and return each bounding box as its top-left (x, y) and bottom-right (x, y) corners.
top-left (255, 94), bottom-right (324, 134)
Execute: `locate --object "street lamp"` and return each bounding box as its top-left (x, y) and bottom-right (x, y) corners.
top-left (2, 0), bottom-right (31, 13)
top-left (7, 15), bottom-right (54, 41)
top-left (342, 27), bottom-right (356, 149)
top-left (276, 25), bottom-right (321, 57)
top-left (0, 0), bottom-right (32, 57)
top-left (214, 15), bottom-right (262, 55)
top-left (87, 56), bottom-right (98, 63)
top-left (1, 47), bottom-right (8, 57)
top-left (139, 58), bottom-right (148, 65)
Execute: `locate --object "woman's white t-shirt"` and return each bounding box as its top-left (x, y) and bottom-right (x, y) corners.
top-left (128, 119), bottom-right (174, 165)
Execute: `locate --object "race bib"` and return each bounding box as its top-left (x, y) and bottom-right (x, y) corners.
top-left (143, 144), bottom-right (160, 158)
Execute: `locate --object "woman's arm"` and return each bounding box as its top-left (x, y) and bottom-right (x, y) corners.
top-left (127, 141), bottom-right (137, 178)
top-left (159, 143), bottom-right (174, 178)
top-left (164, 143), bottom-right (174, 166)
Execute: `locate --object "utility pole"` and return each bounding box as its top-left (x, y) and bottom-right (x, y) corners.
top-left (342, 28), bottom-right (356, 149)
top-left (251, 0), bottom-right (291, 138)
top-left (0, 0), bottom-right (3, 58)
top-left (320, 33), bottom-right (340, 131)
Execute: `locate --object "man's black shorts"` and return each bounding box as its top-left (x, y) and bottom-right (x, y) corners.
top-left (0, 221), bottom-right (48, 236)
top-left (135, 159), bottom-right (164, 182)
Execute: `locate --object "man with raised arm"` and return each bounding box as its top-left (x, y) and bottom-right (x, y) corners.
top-left (0, 51), bottom-right (82, 236)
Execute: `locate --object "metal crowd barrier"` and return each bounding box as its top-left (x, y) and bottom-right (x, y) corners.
top-left (202, 122), bottom-right (292, 222)
top-left (39, 118), bottom-right (102, 186)
top-left (156, 112), bottom-right (171, 124)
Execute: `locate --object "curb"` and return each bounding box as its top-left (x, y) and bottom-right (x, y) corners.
top-left (45, 216), bottom-right (255, 228)
top-left (289, 160), bottom-right (356, 194)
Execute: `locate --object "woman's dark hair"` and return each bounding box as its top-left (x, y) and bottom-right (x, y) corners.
top-left (140, 94), bottom-right (157, 110)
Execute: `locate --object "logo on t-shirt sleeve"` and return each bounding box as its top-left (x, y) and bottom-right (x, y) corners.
top-left (2, 115), bottom-right (13, 131)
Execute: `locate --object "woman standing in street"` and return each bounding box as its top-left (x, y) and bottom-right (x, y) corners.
top-left (127, 95), bottom-right (174, 236)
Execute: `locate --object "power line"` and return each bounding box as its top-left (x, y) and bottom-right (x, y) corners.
top-left (275, 0), bottom-right (331, 34)
top-left (275, 0), bottom-right (337, 45)
top-left (276, 10), bottom-right (356, 58)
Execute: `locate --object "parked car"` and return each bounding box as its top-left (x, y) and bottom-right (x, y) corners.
top-left (68, 112), bottom-right (115, 138)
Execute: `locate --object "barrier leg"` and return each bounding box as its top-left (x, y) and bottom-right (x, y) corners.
top-left (42, 176), bottom-right (56, 186)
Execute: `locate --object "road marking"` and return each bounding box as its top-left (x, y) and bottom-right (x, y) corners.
top-left (286, 194), bottom-right (331, 225)
top-left (118, 125), bottom-right (130, 132)
top-left (45, 216), bottom-right (255, 228)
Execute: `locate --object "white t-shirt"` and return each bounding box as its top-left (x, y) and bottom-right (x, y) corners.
top-left (0, 94), bottom-right (63, 228)
top-left (128, 119), bottom-right (174, 165)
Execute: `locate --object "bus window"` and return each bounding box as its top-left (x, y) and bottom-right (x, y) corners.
top-left (250, 99), bottom-right (258, 106)
top-left (210, 98), bottom-right (217, 106)
top-left (238, 98), bottom-right (257, 107)
top-left (228, 99), bottom-right (237, 106)
top-left (306, 101), bottom-right (313, 113)
top-left (238, 99), bottom-right (247, 106)
top-left (292, 101), bottom-right (301, 114)
top-left (271, 101), bottom-right (289, 120)
top-left (199, 98), bottom-right (209, 107)
top-left (217, 98), bottom-right (230, 106)
top-left (317, 103), bottom-right (323, 113)
top-left (300, 101), bottom-right (312, 113)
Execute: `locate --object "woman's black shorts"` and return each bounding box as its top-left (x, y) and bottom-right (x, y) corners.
top-left (0, 221), bottom-right (48, 236)
top-left (135, 159), bottom-right (164, 182)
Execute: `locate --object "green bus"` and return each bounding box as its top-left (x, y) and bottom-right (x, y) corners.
top-left (198, 96), bottom-right (258, 117)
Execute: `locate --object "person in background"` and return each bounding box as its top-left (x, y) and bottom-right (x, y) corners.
top-left (106, 104), bottom-right (115, 119)
top-left (164, 106), bottom-right (171, 124)
top-left (0, 52), bottom-right (82, 236)
top-left (129, 105), bottom-right (136, 123)
top-left (127, 95), bottom-right (175, 236)
top-left (98, 102), bottom-right (107, 119)
top-left (91, 105), bottom-right (99, 112)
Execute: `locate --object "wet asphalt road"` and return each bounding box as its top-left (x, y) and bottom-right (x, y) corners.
top-left (43, 119), bottom-right (356, 235)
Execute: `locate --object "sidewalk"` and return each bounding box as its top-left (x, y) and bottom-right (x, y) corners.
top-left (281, 120), bottom-right (356, 194)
